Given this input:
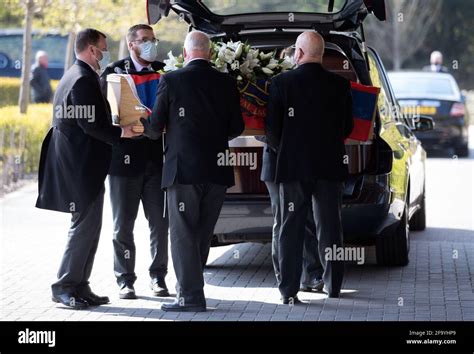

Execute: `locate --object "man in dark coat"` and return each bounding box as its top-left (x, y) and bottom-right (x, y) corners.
top-left (423, 51), bottom-right (449, 73)
top-left (100, 24), bottom-right (169, 300)
top-left (260, 46), bottom-right (325, 294)
top-left (265, 31), bottom-right (353, 303)
top-left (36, 28), bottom-right (141, 309)
top-left (30, 50), bottom-right (53, 103)
top-left (141, 30), bottom-right (244, 312)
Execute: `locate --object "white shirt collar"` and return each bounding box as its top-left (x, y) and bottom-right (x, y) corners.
top-left (130, 53), bottom-right (152, 72)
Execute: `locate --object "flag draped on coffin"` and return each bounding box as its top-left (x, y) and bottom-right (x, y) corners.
top-left (237, 78), bottom-right (379, 140)
top-left (130, 72), bottom-right (162, 113)
top-left (348, 82), bottom-right (380, 142)
top-left (127, 72), bottom-right (379, 142)
top-left (238, 78), bottom-right (269, 131)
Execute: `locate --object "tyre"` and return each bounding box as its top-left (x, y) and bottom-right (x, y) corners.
top-left (455, 144), bottom-right (469, 158)
top-left (376, 200), bottom-right (410, 266)
top-left (409, 188), bottom-right (426, 231)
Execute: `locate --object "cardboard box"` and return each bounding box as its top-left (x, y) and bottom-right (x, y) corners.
top-left (106, 74), bottom-right (148, 127)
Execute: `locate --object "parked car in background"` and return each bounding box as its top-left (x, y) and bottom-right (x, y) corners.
top-left (0, 29), bottom-right (69, 80)
top-left (148, 0), bottom-right (435, 266)
top-left (389, 71), bottom-right (470, 157)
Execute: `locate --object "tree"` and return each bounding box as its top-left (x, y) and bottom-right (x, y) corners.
top-left (364, 0), bottom-right (442, 70)
top-left (37, 0), bottom-right (150, 70)
top-left (16, 0), bottom-right (50, 114)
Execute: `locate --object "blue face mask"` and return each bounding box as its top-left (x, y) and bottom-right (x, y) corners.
top-left (94, 47), bottom-right (110, 72)
top-left (138, 41), bottom-right (158, 62)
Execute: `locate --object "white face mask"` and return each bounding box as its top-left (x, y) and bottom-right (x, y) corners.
top-left (93, 46), bottom-right (110, 72)
top-left (138, 41), bottom-right (158, 62)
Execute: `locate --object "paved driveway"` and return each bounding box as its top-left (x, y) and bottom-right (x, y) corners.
top-left (1, 142), bottom-right (473, 322)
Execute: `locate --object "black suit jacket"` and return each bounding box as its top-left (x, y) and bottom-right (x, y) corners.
top-left (144, 59), bottom-right (245, 188)
top-left (36, 60), bottom-right (122, 213)
top-left (100, 57), bottom-right (165, 177)
top-left (265, 63), bottom-right (354, 183)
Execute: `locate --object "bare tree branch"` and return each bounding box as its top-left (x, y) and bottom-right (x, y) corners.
top-left (365, 0), bottom-right (442, 70)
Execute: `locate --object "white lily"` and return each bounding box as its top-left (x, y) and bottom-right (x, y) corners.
top-left (234, 43), bottom-right (244, 59)
top-left (214, 58), bottom-right (229, 73)
top-left (163, 51), bottom-right (180, 72)
top-left (239, 60), bottom-right (253, 79)
top-left (280, 57), bottom-right (295, 71)
top-left (262, 67), bottom-right (274, 75)
top-left (259, 51), bottom-right (274, 61)
top-left (224, 48), bottom-right (236, 64)
top-left (266, 58), bottom-right (279, 70)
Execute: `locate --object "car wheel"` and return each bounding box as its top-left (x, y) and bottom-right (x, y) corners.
top-left (409, 188), bottom-right (426, 231)
top-left (376, 200), bottom-right (410, 266)
top-left (455, 144), bottom-right (469, 158)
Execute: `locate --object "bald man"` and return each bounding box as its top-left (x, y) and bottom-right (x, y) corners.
top-left (265, 31), bottom-right (353, 303)
top-left (142, 31), bottom-right (244, 312)
top-left (423, 51), bottom-right (449, 73)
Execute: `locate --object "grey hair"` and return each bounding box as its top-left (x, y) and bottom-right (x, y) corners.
top-left (184, 31), bottom-right (210, 53)
top-left (35, 50), bottom-right (48, 62)
top-left (431, 51), bottom-right (443, 62)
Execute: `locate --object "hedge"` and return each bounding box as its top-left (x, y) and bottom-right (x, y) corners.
top-left (0, 104), bottom-right (52, 184)
top-left (0, 77), bottom-right (59, 107)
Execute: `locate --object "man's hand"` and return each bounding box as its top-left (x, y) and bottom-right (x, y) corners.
top-left (140, 117), bottom-right (162, 140)
top-left (121, 123), bottom-right (143, 138)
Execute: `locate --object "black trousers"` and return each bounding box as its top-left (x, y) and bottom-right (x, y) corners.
top-left (51, 188), bottom-right (105, 296)
top-left (279, 180), bottom-right (345, 298)
top-left (167, 183), bottom-right (227, 306)
top-left (109, 162), bottom-right (169, 287)
top-left (265, 182), bottom-right (323, 286)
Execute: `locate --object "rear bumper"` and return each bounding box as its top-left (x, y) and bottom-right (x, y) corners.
top-left (415, 123), bottom-right (468, 150)
top-left (213, 174), bottom-right (401, 246)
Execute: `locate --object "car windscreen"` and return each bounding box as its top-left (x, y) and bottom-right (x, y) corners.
top-left (202, 0), bottom-right (347, 15)
top-left (389, 75), bottom-right (460, 100)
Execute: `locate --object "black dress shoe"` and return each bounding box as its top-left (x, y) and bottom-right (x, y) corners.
top-left (52, 293), bottom-right (89, 309)
top-left (150, 278), bottom-right (170, 297)
top-left (79, 292), bottom-right (110, 306)
top-left (161, 300), bottom-right (206, 312)
top-left (281, 296), bottom-right (302, 305)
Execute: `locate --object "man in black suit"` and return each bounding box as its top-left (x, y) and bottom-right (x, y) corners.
top-left (265, 31), bottom-right (353, 303)
top-left (260, 46), bottom-right (325, 294)
top-left (100, 24), bottom-right (169, 300)
top-left (141, 30), bottom-right (244, 312)
top-left (36, 28), bottom-right (141, 309)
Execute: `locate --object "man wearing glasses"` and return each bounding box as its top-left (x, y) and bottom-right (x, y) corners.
top-left (100, 24), bottom-right (169, 300)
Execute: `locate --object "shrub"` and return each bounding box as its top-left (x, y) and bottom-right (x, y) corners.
top-left (0, 104), bottom-right (52, 185)
top-left (0, 77), bottom-right (59, 107)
